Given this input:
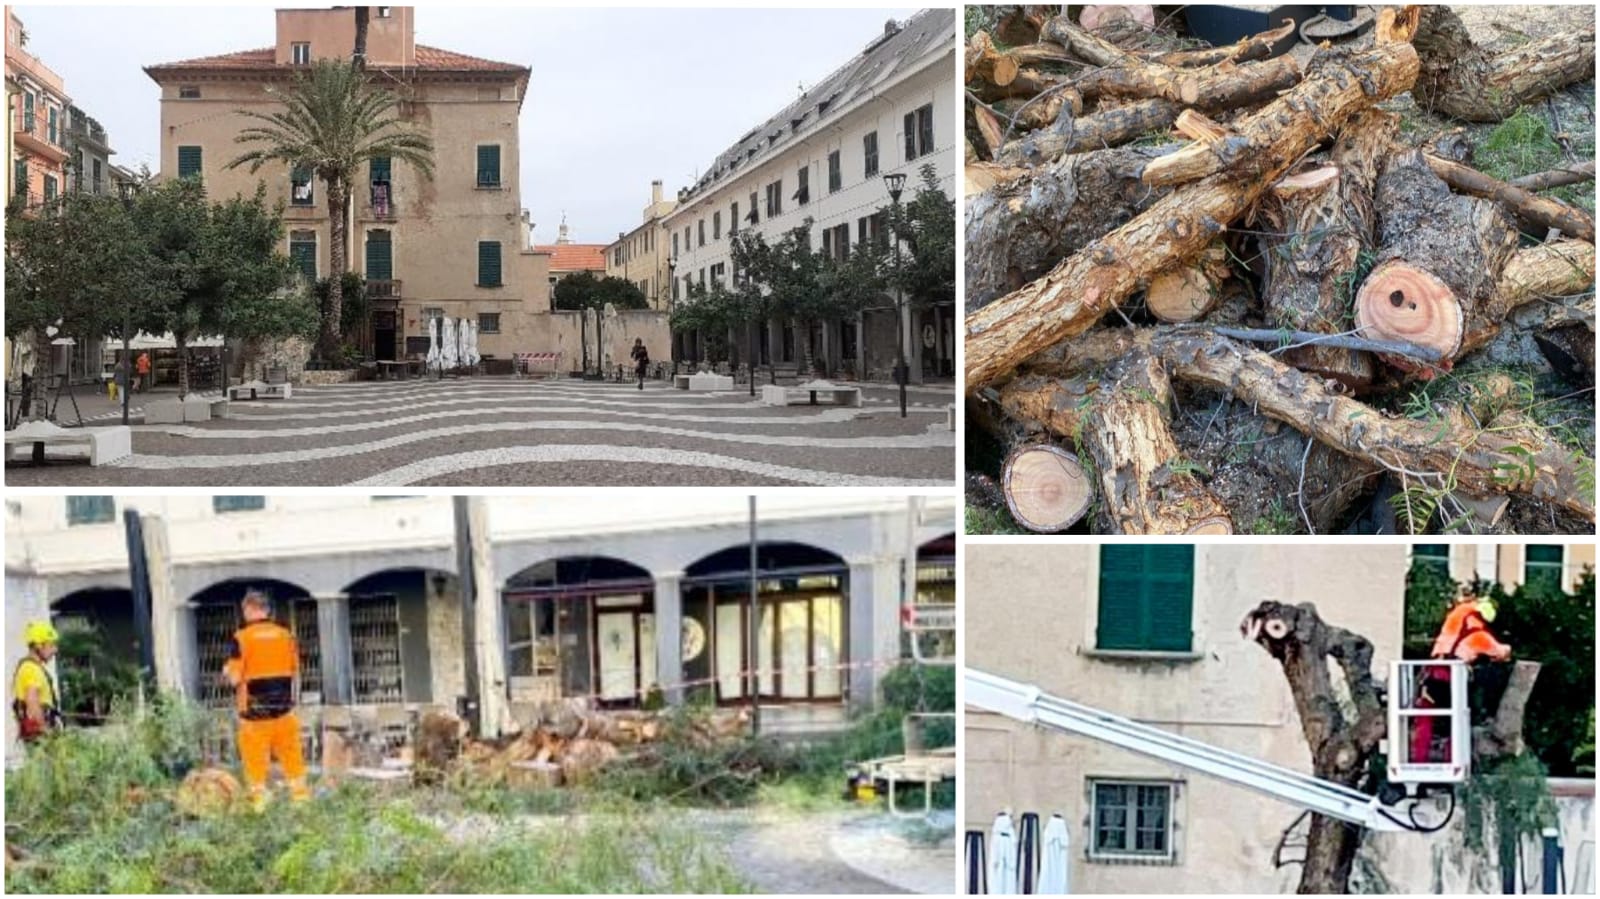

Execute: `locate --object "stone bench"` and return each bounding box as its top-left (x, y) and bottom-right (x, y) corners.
top-left (674, 374), bottom-right (692, 390)
top-left (5, 421), bottom-right (132, 466)
top-left (228, 380), bottom-right (292, 401)
top-left (761, 380), bottom-right (863, 408)
top-left (686, 373), bottom-right (734, 391)
top-left (145, 395), bottom-right (229, 424)
top-left (946, 403), bottom-right (956, 431)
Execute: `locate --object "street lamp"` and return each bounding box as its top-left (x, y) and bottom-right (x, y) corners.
top-left (118, 183), bottom-right (136, 426)
top-left (882, 171), bottom-right (908, 418)
top-left (667, 256), bottom-right (678, 376)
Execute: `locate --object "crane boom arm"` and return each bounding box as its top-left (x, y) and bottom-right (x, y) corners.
top-left (966, 668), bottom-right (1406, 832)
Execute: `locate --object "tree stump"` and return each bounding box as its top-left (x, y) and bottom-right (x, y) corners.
top-left (1002, 444), bottom-right (1092, 533)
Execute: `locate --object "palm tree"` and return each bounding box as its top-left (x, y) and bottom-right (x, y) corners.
top-left (227, 58), bottom-right (433, 361)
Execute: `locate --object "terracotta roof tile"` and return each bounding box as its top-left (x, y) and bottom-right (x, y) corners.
top-left (534, 244), bottom-right (608, 273)
top-left (148, 44), bottom-right (524, 75)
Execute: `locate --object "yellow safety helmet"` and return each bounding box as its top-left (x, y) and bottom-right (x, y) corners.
top-left (1476, 598), bottom-right (1498, 623)
top-left (24, 620), bottom-right (59, 646)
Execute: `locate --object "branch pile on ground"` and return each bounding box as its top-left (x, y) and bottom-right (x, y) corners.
top-left (965, 6), bottom-right (1596, 535)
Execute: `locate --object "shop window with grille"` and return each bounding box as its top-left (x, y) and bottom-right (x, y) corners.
top-left (349, 595), bottom-right (404, 703)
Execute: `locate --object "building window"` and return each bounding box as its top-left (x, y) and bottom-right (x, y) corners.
top-left (730, 201), bottom-right (739, 234)
top-left (177, 145), bottom-right (203, 180)
top-left (1524, 545), bottom-right (1565, 594)
top-left (672, 232), bottom-right (679, 257)
top-left (43, 175), bottom-right (55, 202)
top-left (748, 190), bottom-right (759, 225)
top-left (863, 131), bottom-right (879, 177)
top-left (711, 262), bottom-right (725, 288)
top-left (365, 229), bottom-right (393, 281)
top-left (92, 159), bottom-right (103, 194)
top-left (14, 160), bottom-right (25, 197)
top-left (1411, 544), bottom-right (1451, 579)
top-left (291, 42), bottom-right (311, 66)
top-left (479, 312), bottom-right (501, 334)
top-left (289, 230), bottom-right (317, 282)
top-left (369, 156), bottom-right (392, 216)
top-left (476, 145), bottom-right (501, 188)
top-left (423, 307), bottom-right (445, 321)
top-left (684, 226), bottom-right (692, 251)
top-left (713, 211), bottom-right (721, 241)
top-left (213, 496), bottom-right (266, 513)
top-left (377, 6), bottom-right (392, 17)
top-left (828, 150), bottom-right (842, 193)
top-left (65, 496), bottom-right (115, 527)
top-left (47, 107), bottom-right (57, 144)
top-left (765, 180), bottom-right (782, 217)
top-left (795, 165), bottom-right (810, 206)
top-left (825, 223), bottom-right (849, 261)
top-left (904, 103), bottom-right (934, 161)
top-left (477, 240), bottom-right (503, 287)
top-left (1096, 545), bottom-right (1194, 653)
top-left (1090, 780), bottom-right (1175, 861)
top-left (22, 92), bottom-right (33, 131)
top-left (290, 165), bottom-right (314, 206)
top-left (178, 85), bottom-right (201, 99)
top-left (698, 218), bottom-right (705, 247)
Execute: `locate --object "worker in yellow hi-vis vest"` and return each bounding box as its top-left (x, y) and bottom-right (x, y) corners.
top-left (13, 621), bottom-right (64, 743)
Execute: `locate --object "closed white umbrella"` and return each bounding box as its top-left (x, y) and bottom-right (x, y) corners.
top-left (441, 317), bottom-right (458, 370)
top-left (426, 318), bottom-right (439, 367)
top-left (1038, 814), bottom-right (1070, 894)
top-left (989, 811), bottom-right (1018, 895)
top-left (465, 320), bottom-right (480, 367)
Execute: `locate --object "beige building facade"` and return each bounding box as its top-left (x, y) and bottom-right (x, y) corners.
top-left (965, 543), bottom-right (1595, 894)
top-left (143, 6), bottom-right (558, 363)
top-left (605, 179), bottom-right (677, 311)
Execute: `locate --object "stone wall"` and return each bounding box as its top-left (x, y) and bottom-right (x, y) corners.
top-left (299, 369), bottom-right (358, 385)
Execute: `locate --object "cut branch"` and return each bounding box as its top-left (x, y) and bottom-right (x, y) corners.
top-left (1510, 161), bottom-right (1596, 192)
top-left (997, 98), bottom-right (1179, 164)
top-left (1413, 6), bottom-right (1597, 122)
top-left (1143, 19), bottom-right (1296, 68)
top-left (1424, 153), bottom-right (1596, 242)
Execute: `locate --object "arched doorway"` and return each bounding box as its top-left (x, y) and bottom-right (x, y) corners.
top-left (187, 578), bottom-right (316, 709)
top-left (502, 556), bottom-right (655, 709)
top-left (341, 568), bottom-right (458, 705)
top-left (51, 587), bottom-right (139, 725)
top-left (682, 542), bottom-right (848, 707)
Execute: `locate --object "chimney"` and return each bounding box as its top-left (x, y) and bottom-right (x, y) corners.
top-left (651, 180), bottom-right (663, 205)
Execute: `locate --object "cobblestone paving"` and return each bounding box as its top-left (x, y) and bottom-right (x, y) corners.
top-left (7, 377), bottom-right (955, 487)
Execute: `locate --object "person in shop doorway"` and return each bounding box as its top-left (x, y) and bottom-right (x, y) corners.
top-left (631, 338), bottom-right (650, 390)
top-left (224, 591), bottom-right (310, 811)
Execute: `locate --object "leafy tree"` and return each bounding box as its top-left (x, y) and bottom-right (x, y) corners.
top-left (552, 271), bottom-right (648, 312)
top-left (228, 58), bottom-right (434, 360)
top-left (669, 281), bottom-right (745, 364)
top-left (884, 163), bottom-right (956, 311)
top-left (312, 272), bottom-right (369, 345)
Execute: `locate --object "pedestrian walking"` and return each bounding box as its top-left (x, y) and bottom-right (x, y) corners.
top-left (136, 352), bottom-right (151, 393)
top-left (630, 338), bottom-right (650, 390)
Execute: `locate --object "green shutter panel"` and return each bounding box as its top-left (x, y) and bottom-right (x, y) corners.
top-left (369, 156), bottom-right (391, 184)
top-left (1096, 546), bottom-right (1146, 650)
top-left (177, 146), bottom-right (203, 180)
top-left (477, 145), bottom-right (500, 187)
top-left (290, 240), bottom-right (317, 282)
top-left (1142, 545), bottom-right (1195, 652)
top-left (478, 241), bottom-right (501, 286)
top-left (366, 232), bottom-right (393, 280)
top-left (13, 160), bottom-right (25, 196)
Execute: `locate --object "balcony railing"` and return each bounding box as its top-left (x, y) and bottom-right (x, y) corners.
top-left (368, 279), bottom-right (402, 301)
top-left (369, 182), bottom-right (394, 219)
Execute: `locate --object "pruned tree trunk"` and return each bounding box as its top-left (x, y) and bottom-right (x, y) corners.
top-left (1002, 443), bottom-right (1092, 533)
top-left (26, 330), bottom-right (52, 423)
top-left (966, 37), bottom-right (1422, 393)
top-left (1259, 110), bottom-right (1397, 390)
top-left (997, 98), bottom-right (1179, 165)
top-left (1423, 154), bottom-right (1596, 242)
top-left (1354, 150), bottom-right (1520, 372)
top-left (1475, 661), bottom-right (1542, 759)
top-left (1240, 601), bottom-right (1386, 894)
top-left (966, 144), bottom-right (1174, 311)
top-left (322, 176), bottom-right (349, 362)
top-left (1413, 6), bottom-right (1596, 122)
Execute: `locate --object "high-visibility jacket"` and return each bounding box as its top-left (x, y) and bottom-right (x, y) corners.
top-left (225, 620), bottom-right (298, 720)
top-left (12, 656), bottom-right (62, 737)
top-left (1430, 602), bottom-right (1511, 662)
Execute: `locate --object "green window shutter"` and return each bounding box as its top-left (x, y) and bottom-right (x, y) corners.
top-left (369, 156), bottom-right (391, 184)
top-left (478, 241), bottom-right (502, 287)
top-left (1097, 545), bottom-right (1194, 651)
top-left (177, 145), bottom-right (203, 180)
top-left (1525, 545), bottom-right (1564, 593)
top-left (476, 145), bottom-right (500, 187)
top-left (366, 231), bottom-right (393, 280)
top-left (213, 496), bottom-right (266, 513)
top-left (47, 108), bottom-right (57, 144)
top-left (43, 175), bottom-right (55, 201)
top-left (289, 234), bottom-right (317, 282)
top-left (13, 160), bottom-right (25, 196)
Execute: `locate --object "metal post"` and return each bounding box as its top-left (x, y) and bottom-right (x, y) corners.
top-left (747, 319), bottom-right (755, 397)
top-left (1540, 827), bottom-right (1560, 895)
top-left (453, 496), bottom-right (481, 736)
top-left (120, 333), bottom-right (131, 425)
top-left (748, 496), bottom-right (760, 736)
top-left (895, 238), bottom-right (906, 418)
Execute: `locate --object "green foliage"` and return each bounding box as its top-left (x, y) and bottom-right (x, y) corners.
top-left (876, 165), bottom-right (956, 312)
top-left (1460, 752), bottom-right (1557, 854)
top-left (553, 270), bottom-right (650, 312)
top-left (1478, 109), bottom-right (1596, 214)
top-left (669, 281), bottom-right (746, 363)
top-left (1402, 559), bottom-right (1458, 657)
top-left (1577, 708), bottom-right (1596, 774)
top-left (312, 272), bottom-right (368, 342)
top-left (54, 623), bottom-right (142, 726)
top-left (1247, 499), bottom-right (1297, 535)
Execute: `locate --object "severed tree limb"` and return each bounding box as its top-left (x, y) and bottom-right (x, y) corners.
top-left (1510, 160), bottom-right (1596, 192)
top-left (1142, 18), bottom-right (1296, 68)
top-left (966, 30), bottom-right (1074, 87)
top-left (1413, 6), bottom-right (1597, 123)
top-left (1459, 238), bottom-right (1597, 358)
top-left (1475, 661), bottom-right (1542, 760)
top-left (1424, 153), bottom-right (1596, 243)
top-left (997, 98), bottom-right (1178, 164)
top-left (966, 38), bottom-right (1422, 394)
top-left (1211, 327), bottom-right (1443, 364)
top-left (1158, 332), bottom-right (1596, 522)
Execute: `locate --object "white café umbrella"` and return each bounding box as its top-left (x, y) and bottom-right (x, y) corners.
top-left (1038, 814), bottom-right (1070, 894)
top-left (464, 319), bottom-right (480, 367)
top-left (426, 318), bottom-right (440, 367)
top-left (989, 811), bottom-right (1019, 894)
top-left (440, 317), bottom-right (458, 370)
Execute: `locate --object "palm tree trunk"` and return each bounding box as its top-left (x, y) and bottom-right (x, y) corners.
top-left (323, 176), bottom-right (348, 362)
top-left (176, 333), bottom-right (190, 399)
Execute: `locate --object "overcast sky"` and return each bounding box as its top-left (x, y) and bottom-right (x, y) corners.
top-left (16, 5), bottom-right (921, 246)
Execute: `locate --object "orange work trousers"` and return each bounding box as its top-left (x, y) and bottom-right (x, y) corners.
top-left (238, 712), bottom-right (308, 799)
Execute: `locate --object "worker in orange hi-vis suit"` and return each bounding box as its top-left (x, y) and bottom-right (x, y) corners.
top-left (1430, 583), bottom-right (1512, 663)
top-left (223, 591), bottom-right (309, 811)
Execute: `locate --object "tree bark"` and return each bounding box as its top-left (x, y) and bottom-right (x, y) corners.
top-left (1354, 150), bottom-right (1520, 372)
top-left (26, 330), bottom-right (53, 423)
top-left (1413, 6), bottom-right (1596, 122)
top-left (1510, 161), bottom-right (1595, 192)
top-left (966, 30), bottom-right (1073, 88)
top-left (966, 144), bottom-right (1174, 312)
top-left (1240, 601), bottom-right (1386, 894)
top-left (175, 333), bottom-right (190, 400)
top-left (1423, 154), bottom-right (1596, 242)
top-left (1459, 239), bottom-right (1596, 358)
top-left (997, 98), bottom-right (1179, 165)
top-left (1142, 18), bottom-right (1296, 68)
top-left (965, 38), bottom-right (1422, 394)
top-left (1259, 110), bottom-right (1397, 390)
top-left (322, 176), bottom-right (348, 361)
top-left (1042, 15), bottom-right (1301, 108)
top-left (1475, 660), bottom-right (1543, 760)
top-left (1158, 332), bottom-right (1596, 522)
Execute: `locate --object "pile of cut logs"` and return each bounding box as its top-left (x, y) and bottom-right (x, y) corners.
top-left (966, 5), bottom-right (1596, 534)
